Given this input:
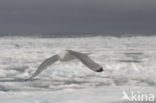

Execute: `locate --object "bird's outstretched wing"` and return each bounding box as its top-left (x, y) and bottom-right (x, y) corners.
top-left (26, 55), bottom-right (59, 80)
top-left (67, 50), bottom-right (103, 72)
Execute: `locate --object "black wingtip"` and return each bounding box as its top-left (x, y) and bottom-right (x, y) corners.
top-left (24, 76), bottom-right (33, 81)
top-left (96, 67), bottom-right (103, 72)
top-left (24, 78), bottom-right (30, 81)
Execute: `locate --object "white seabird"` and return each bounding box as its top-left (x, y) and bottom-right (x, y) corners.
top-left (26, 50), bottom-right (103, 80)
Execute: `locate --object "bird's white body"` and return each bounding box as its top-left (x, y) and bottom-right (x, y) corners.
top-left (59, 51), bottom-right (76, 62)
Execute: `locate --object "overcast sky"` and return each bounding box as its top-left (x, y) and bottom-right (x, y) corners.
top-left (0, 0), bottom-right (156, 34)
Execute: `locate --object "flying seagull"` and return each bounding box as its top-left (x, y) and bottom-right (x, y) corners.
top-left (26, 50), bottom-right (103, 80)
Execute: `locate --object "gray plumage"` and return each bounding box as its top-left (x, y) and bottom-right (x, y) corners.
top-left (67, 50), bottom-right (103, 72)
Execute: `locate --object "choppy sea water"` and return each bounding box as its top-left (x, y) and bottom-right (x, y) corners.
top-left (0, 35), bottom-right (156, 103)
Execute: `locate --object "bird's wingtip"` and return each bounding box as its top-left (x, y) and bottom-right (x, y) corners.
top-left (25, 77), bottom-right (33, 81)
top-left (24, 79), bottom-right (29, 81)
top-left (24, 78), bottom-right (30, 81)
top-left (96, 67), bottom-right (103, 72)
